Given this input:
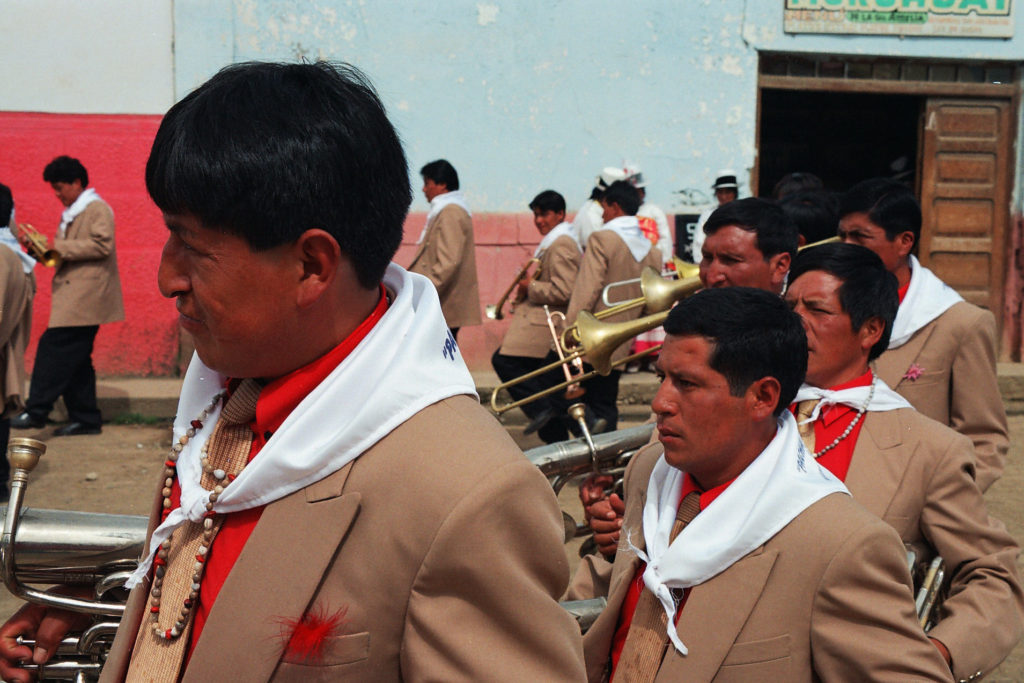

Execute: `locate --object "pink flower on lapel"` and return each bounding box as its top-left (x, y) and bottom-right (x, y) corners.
top-left (903, 363), bottom-right (924, 381)
top-left (276, 603), bottom-right (348, 663)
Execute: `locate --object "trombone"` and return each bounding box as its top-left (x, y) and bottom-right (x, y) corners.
top-left (16, 224), bottom-right (62, 268)
top-left (486, 257), bottom-right (540, 320)
top-left (601, 257), bottom-right (698, 307)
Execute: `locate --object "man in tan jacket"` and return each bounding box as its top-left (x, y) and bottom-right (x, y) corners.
top-left (0, 63), bottom-right (584, 683)
top-left (491, 190), bottom-right (581, 443)
top-left (785, 243), bottom-right (1023, 681)
top-left (566, 180), bottom-right (661, 433)
top-left (838, 178), bottom-right (1008, 492)
top-left (11, 156), bottom-right (124, 437)
top-left (408, 159), bottom-right (481, 339)
top-left (572, 287), bottom-right (951, 682)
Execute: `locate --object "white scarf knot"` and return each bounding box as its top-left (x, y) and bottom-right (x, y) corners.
top-left (533, 221), bottom-right (580, 257)
top-left (632, 412), bottom-right (847, 655)
top-left (126, 264), bottom-right (476, 587)
top-left (598, 215), bottom-right (653, 262)
top-left (889, 255), bottom-right (963, 349)
top-left (59, 188), bottom-right (101, 238)
top-left (791, 377), bottom-right (910, 424)
top-left (417, 190), bottom-right (472, 244)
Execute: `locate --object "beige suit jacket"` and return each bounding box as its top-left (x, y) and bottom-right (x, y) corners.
top-left (50, 199), bottom-right (124, 327)
top-left (408, 204), bottom-right (481, 329)
top-left (0, 247), bottom-right (32, 415)
top-left (572, 443), bottom-right (953, 683)
top-left (499, 234), bottom-right (581, 358)
top-left (874, 301), bottom-right (1007, 492)
top-left (101, 396), bottom-right (585, 682)
top-left (566, 230), bottom-right (661, 364)
top-left (845, 408), bottom-right (1023, 681)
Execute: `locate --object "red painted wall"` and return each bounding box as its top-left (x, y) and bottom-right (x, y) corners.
top-left (0, 111), bottom-right (542, 375)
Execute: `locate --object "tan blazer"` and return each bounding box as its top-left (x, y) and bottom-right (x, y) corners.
top-left (408, 204), bottom-right (481, 329)
top-left (566, 230), bottom-right (661, 364)
top-left (572, 444), bottom-right (953, 683)
top-left (498, 234), bottom-right (581, 358)
top-left (50, 199), bottom-right (124, 327)
top-left (101, 396), bottom-right (585, 682)
top-left (874, 302), bottom-right (1007, 492)
top-left (0, 247), bottom-right (32, 415)
top-left (846, 408), bottom-right (1023, 681)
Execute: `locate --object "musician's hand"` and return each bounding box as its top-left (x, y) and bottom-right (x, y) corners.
top-left (588, 494), bottom-right (625, 558)
top-left (0, 598), bottom-right (91, 682)
top-left (579, 474), bottom-right (614, 510)
top-left (928, 636), bottom-right (952, 667)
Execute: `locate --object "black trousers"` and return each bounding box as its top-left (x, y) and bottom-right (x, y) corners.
top-left (25, 325), bottom-right (101, 427)
top-left (491, 349), bottom-right (572, 443)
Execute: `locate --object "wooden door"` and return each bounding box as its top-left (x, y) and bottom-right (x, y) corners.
top-left (918, 98), bottom-right (1012, 322)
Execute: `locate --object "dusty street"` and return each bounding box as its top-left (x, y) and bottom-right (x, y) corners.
top-left (1, 416), bottom-right (1022, 680)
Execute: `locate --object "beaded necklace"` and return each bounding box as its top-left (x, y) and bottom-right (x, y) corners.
top-left (147, 389), bottom-right (237, 641)
top-left (812, 377), bottom-right (876, 459)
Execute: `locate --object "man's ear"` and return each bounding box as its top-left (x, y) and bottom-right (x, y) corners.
top-left (747, 376), bottom-right (782, 421)
top-left (858, 315), bottom-right (885, 354)
top-left (769, 252), bottom-right (792, 288)
top-left (295, 229), bottom-right (341, 307)
top-left (894, 230), bottom-right (915, 259)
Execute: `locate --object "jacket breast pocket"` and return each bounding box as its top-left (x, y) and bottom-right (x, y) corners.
top-left (274, 631), bottom-right (370, 681)
top-left (715, 634), bottom-right (791, 682)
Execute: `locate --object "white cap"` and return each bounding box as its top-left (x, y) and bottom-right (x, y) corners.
top-left (597, 166), bottom-right (628, 190)
top-left (712, 169), bottom-right (738, 190)
top-left (623, 161), bottom-right (646, 188)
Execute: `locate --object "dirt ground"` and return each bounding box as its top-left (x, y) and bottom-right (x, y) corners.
top-left (1, 416), bottom-right (1022, 680)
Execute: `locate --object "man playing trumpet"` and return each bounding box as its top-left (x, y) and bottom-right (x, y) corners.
top-left (491, 190), bottom-right (582, 443)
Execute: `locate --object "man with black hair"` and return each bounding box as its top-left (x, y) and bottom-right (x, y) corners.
top-left (565, 180), bottom-right (661, 433)
top-left (698, 196), bottom-right (797, 295)
top-left (573, 166), bottom-right (628, 246)
top-left (571, 287), bottom-right (951, 682)
top-left (838, 178), bottom-right (1007, 492)
top-left (11, 156), bottom-right (123, 437)
top-left (780, 189), bottom-right (839, 246)
top-left (0, 183), bottom-right (34, 499)
top-left (491, 190), bottom-right (581, 443)
top-left (785, 242), bottom-right (1023, 681)
top-left (408, 158), bottom-right (480, 340)
top-left (0, 62), bottom-right (584, 682)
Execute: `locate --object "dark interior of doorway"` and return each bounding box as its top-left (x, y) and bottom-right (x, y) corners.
top-left (758, 89), bottom-right (922, 197)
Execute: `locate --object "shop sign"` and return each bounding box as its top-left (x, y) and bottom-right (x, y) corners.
top-left (784, 0), bottom-right (1015, 37)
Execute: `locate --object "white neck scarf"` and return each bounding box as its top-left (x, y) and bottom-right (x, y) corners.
top-left (417, 190), bottom-right (471, 244)
top-left (126, 264), bottom-right (477, 588)
top-left (632, 412), bottom-right (847, 655)
top-left (889, 255), bottom-right (963, 349)
top-left (792, 376), bottom-right (911, 424)
top-left (58, 187), bottom-right (101, 238)
top-left (533, 221), bottom-right (580, 257)
top-left (598, 215), bottom-right (653, 262)
top-left (2, 209), bottom-right (35, 273)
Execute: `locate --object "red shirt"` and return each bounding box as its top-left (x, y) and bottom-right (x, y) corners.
top-left (166, 286), bottom-right (389, 662)
top-left (789, 369), bottom-right (873, 483)
top-left (898, 279), bottom-right (910, 304)
top-left (609, 473), bottom-right (733, 677)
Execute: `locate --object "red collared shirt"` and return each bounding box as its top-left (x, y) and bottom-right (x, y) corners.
top-left (609, 473), bottom-right (733, 677)
top-left (898, 280), bottom-right (910, 304)
top-left (789, 369), bottom-right (873, 483)
top-left (165, 286), bottom-right (389, 661)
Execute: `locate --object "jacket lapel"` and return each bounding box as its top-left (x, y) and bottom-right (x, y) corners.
top-left (875, 322), bottom-right (933, 390)
top-left (845, 410), bottom-right (907, 519)
top-left (656, 547), bottom-right (779, 682)
top-left (182, 463), bottom-right (360, 682)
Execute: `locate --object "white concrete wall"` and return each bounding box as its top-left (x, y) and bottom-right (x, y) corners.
top-left (0, 0), bottom-right (174, 114)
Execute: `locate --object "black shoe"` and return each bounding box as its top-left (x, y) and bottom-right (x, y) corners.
top-left (10, 412), bottom-right (45, 429)
top-left (53, 422), bottom-right (102, 437)
top-left (523, 407), bottom-right (556, 436)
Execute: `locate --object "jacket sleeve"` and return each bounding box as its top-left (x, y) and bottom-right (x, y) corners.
top-left (422, 207), bottom-right (467, 297)
top-left (401, 459), bottom-right (586, 682)
top-left (530, 240), bottom-right (581, 307)
top-left (948, 307), bottom-right (1008, 493)
top-left (565, 236), bottom-right (609, 327)
top-left (54, 202), bottom-right (115, 262)
top-left (920, 430), bottom-right (1023, 680)
top-left (810, 518), bottom-right (955, 682)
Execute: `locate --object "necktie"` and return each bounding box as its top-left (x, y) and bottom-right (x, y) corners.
top-left (795, 399), bottom-right (819, 455)
top-left (127, 378), bottom-right (261, 682)
top-left (614, 491), bottom-right (701, 682)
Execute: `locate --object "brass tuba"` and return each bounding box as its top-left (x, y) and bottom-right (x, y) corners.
top-left (15, 224), bottom-right (62, 268)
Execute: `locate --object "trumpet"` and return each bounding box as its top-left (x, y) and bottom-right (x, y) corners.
top-left (16, 224), bottom-right (62, 268)
top-left (486, 257), bottom-right (541, 320)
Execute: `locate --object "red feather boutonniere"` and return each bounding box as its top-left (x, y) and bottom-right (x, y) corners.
top-left (902, 363), bottom-right (924, 382)
top-left (277, 603), bottom-right (348, 664)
